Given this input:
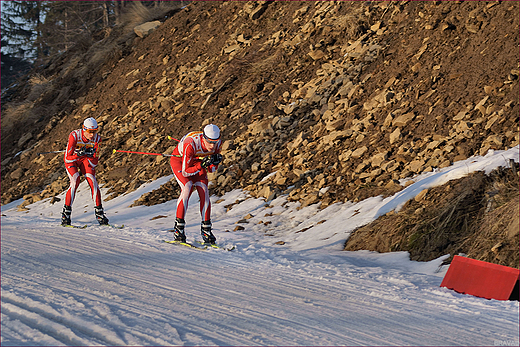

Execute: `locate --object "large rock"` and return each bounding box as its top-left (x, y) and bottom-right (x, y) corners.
top-left (390, 128), bottom-right (402, 144)
top-left (134, 21), bottom-right (161, 38)
top-left (351, 146), bottom-right (368, 158)
top-left (249, 2), bottom-right (269, 20)
top-left (392, 112), bottom-right (415, 127)
top-left (308, 49), bottom-right (326, 60)
top-left (371, 151), bottom-right (389, 167)
top-left (18, 132), bottom-right (33, 147)
top-left (10, 168), bottom-right (24, 180)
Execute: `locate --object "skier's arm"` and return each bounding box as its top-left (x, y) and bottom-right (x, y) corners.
top-left (86, 135), bottom-right (100, 158)
top-left (206, 144), bottom-right (223, 173)
top-left (64, 132), bottom-right (78, 163)
top-left (181, 142), bottom-right (203, 177)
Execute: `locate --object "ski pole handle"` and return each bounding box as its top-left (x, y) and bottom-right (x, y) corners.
top-left (112, 149), bottom-right (177, 157)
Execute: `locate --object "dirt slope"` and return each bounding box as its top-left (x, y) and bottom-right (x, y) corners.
top-left (1, 1), bottom-right (518, 265)
top-left (345, 165), bottom-right (519, 268)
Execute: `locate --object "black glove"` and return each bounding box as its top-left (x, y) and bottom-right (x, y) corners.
top-left (85, 147), bottom-right (96, 157)
top-left (76, 147), bottom-right (87, 157)
top-left (201, 156), bottom-right (213, 169)
top-left (201, 154), bottom-right (223, 169)
top-left (211, 153), bottom-right (223, 165)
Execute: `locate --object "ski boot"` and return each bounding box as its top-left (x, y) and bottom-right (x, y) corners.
top-left (95, 205), bottom-right (109, 225)
top-left (172, 217), bottom-right (186, 242)
top-left (201, 220), bottom-right (216, 244)
top-left (61, 205), bottom-right (72, 225)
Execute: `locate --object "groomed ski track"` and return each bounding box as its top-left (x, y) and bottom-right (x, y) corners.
top-left (1, 222), bottom-right (517, 346)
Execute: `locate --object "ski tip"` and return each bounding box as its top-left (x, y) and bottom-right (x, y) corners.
top-left (61, 224), bottom-right (88, 229)
top-left (195, 241), bottom-right (235, 251)
top-left (103, 223), bottom-right (124, 229)
top-left (162, 240), bottom-right (206, 250)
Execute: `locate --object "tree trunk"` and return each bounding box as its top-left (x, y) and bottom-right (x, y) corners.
top-left (102, 2), bottom-right (109, 29)
top-left (114, 0), bottom-right (127, 26)
top-left (35, 1), bottom-right (43, 60)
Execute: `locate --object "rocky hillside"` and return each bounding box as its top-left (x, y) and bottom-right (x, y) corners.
top-left (2, 1), bottom-right (518, 265)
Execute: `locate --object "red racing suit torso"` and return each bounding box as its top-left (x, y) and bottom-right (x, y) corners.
top-left (172, 131), bottom-right (222, 177)
top-left (64, 129), bottom-right (101, 166)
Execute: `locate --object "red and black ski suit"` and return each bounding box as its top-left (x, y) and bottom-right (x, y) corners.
top-left (170, 131), bottom-right (222, 221)
top-left (64, 129), bottom-right (102, 207)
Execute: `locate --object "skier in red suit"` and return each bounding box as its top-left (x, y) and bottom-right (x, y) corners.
top-left (170, 124), bottom-right (223, 244)
top-left (61, 117), bottom-right (109, 226)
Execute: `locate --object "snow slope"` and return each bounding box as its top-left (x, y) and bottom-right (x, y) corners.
top-left (1, 147), bottom-right (519, 346)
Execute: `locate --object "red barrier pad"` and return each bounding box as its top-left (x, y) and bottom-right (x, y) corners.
top-left (440, 255), bottom-right (520, 300)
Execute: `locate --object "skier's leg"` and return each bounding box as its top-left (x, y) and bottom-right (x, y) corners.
top-left (83, 158), bottom-right (102, 206)
top-left (62, 164), bottom-right (80, 224)
top-left (85, 175), bottom-right (102, 207)
top-left (64, 164), bottom-right (81, 207)
top-left (194, 179), bottom-right (210, 222)
top-left (170, 156), bottom-right (195, 241)
top-left (171, 156), bottom-right (194, 220)
top-left (169, 175), bottom-right (192, 241)
top-left (174, 176), bottom-right (193, 220)
top-left (84, 159), bottom-right (108, 224)
top-left (200, 219), bottom-right (216, 244)
top-left (173, 217), bottom-right (186, 242)
top-left (195, 178), bottom-right (215, 243)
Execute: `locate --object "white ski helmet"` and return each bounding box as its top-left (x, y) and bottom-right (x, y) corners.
top-left (83, 117), bottom-right (98, 131)
top-left (203, 124), bottom-right (220, 141)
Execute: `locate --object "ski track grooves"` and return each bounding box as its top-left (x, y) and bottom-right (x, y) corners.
top-left (2, 222), bottom-right (519, 346)
top-left (1, 294), bottom-right (124, 345)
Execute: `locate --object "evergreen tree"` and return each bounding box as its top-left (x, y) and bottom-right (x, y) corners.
top-left (1, 1), bottom-right (43, 88)
top-left (1, 0), bottom-right (43, 61)
top-left (1, 0), bottom-right (177, 90)
top-left (1, 49), bottom-right (32, 90)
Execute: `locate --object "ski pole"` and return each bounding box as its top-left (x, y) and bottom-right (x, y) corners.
top-left (167, 135), bottom-right (180, 141)
top-left (112, 149), bottom-right (177, 157)
top-left (37, 150), bottom-right (66, 155)
top-left (112, 149), bottom-right (206, 160)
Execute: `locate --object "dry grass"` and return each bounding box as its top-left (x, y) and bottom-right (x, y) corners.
top-left (1, 103), bottom-right (30, 132)
top-left (335, 10), bottom-right (367, 39)
top-left (89, 41), bottom-right (121, 67)
top-left (27, 74), bottom-right (53, 103)
top-left (1, 74), bottom-right (53, 142)
top-left (75, 0), bottom-right (185, 79)
top-left (465, 166), bottom-right (519, 268)
top-left (345, 166), bottom-right (520, 268)
top-left (120, 1), bottom-right (185, 33)
top-left (466, 195), bottom-right (519, 268)
top-left (60, 56), bottom-right (82, 79)
top-left (75, 40), bottom-right (122, 81)
top-left (250, 50), bottom-right (283, 76)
